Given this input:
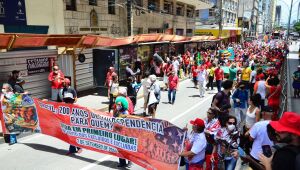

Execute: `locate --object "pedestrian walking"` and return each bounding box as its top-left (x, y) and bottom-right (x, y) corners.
top-left (250, 65), bottom-right (257, 96)
top-left (265, 75), bottom-right (281, 120)
top-left (48, 65), bottom-right (65, 102)
top-left (197, 65), bottom-right (208, 98)
top-left (108, 74), bottom-right (119, 113)
top-left (207, 64), bottom-right (215, 90)
top-left (105, 67), bottom-right (117, 98)
top-left (232, 83), bottom-right (248, 126)
top-left (60, 78), bottom-right (82, 155)
top-left (292, 65), bottom-right (300, 98)
top-left (191, 63), bottom-right (198, 88)
top-left (214, 64), bottom-right (224, 92)
top-left (168, 71), bottom-right (179, 104)
top-left (254, 74), bottom-right (266, 110)
top-left (147, 75), bottom-right (160, 118)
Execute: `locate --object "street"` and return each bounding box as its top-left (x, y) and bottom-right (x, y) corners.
top-left (0, 79), bottom-right (214, 170)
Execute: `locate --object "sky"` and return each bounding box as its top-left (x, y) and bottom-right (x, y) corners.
top-left (277, 0), bottom-right (300, 25)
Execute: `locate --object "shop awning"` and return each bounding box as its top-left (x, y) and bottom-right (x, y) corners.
top-left (0, 33), bottom-right (221, 50)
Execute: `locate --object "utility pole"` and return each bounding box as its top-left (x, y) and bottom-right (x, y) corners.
top-left (287, 0), bottom-right (294, 40)
top-left (218, 0), bottom-right (223, 39)
top-left (126, 0), bottom-right (133, 36)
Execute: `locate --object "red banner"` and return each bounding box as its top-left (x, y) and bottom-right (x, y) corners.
top-left (0, 94), bottom-right (185, 170)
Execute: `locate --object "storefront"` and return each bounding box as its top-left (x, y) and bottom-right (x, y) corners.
top-left (194, 28), bottom-right (241, 43)
top-left (0, 50), bottom-right (57, 99)
top-left (118, 45), bottom-right (138, 81)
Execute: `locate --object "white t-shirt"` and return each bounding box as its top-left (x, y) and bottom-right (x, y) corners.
top-left (197, 70), bottom-right (207, 82)
top-left (250, 70), bottom-right (257, 83)
top-left (187, 132), bottom-right (207, 164)
top-left (256, 80), bottom-right (266, 99)
top-left (173, 60), bottom-right (180, 71)
top-left (249, 121), bottom-right (274, 160)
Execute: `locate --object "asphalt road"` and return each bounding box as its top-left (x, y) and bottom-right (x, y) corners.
top-left (0, 79), bottom-right (215, 170)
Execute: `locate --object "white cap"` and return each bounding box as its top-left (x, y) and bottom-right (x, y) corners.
top-left (149, 75), bottom-right (157, 82)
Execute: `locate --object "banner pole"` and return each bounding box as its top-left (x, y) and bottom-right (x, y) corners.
top-left (177, 124), bottom-right (188, 170)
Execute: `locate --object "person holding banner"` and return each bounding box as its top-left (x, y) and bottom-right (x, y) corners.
top-left (60, 78), bottom-right (82, 155)
top-left (180, 118), bottom-right (207, 170)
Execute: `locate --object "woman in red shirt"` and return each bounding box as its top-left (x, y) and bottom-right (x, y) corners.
top-left (265, 76), bottom-right (281, 120)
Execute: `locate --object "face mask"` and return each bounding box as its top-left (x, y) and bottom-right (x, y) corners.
top-left (227, 124), bottom-right (235, 131)
top-left (116, 105), bottom-right (122, 111)
top-left (2, 89), bottom-right (7, 94)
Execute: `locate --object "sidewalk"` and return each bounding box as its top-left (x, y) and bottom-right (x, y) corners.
top-left (287, 42), bottom-right (300, 114)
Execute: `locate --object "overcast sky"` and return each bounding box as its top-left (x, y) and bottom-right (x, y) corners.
top-left (277, 0), bottom-right (300, 24)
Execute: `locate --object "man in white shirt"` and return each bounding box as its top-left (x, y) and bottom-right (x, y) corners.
top-left (172, 57), bottom-right (180, 76)
top-left (197, 66), bottom-right (208, 98)
top-left (249, 65), bottom-right (257, 95)
top-left (142, 76), bottom-right (151, 116)
top-left (247, 120), bottom-right (273, 169)
top-left (180, 118), bottom-right (207, 169)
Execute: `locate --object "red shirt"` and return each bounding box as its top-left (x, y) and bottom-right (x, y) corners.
top-left (191, 66), bottom-right (198, 77)
top-left (168, 75), bottom-right (179, 90)
top-left (48, 70), bottom-right (65, 89)
top-left (214, 68), bottom-right (224, 80)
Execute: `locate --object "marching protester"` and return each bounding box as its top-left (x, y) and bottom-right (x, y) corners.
top-left (142, 75), bottom-right (151, 116)
top-left (265, 75), bottom-right (281, 120)
top-left (207, 64), bottom-right (215, 91)
top-left (292, 65), bottom-right (300, 98)
top-left (105, 67), bottom-right (117, 98)
top-left (125, 64), bottom-right (140, 79)
top-left (108, 74), bottom-right (119, 113)
top-left (168, 71), bottom-right (179, 104)
top-left (197, 65), bottom-right (208, 98)
top-left (126, 77), bottom-right (140, 108)
top-left (146, 75), bottom-right (160, 118)
top-left (241, 63), bottom-right (251, 91)
top-left (259, 112), bottom-right (300, 170)
top-left (191, 62), bottom-right (199, 88)
top-left (250, 65), bottom-right (257, 96)
top-left (213, 115), bottom-right (240, 170)
top-left (163, 60), bottom-right (173, 91)
top-left (1, 83), bottom-right (14, 101)
top-left (214, 64), bottom-right (224, 92)
top-left (232, 82), bottom-right (249, 126)
top-left (254, 74), bottom-right (267, 110)
top-left (180, 118), bottom-right (207, 170)
top-left (48, 65), bottom-right (65, 102)
top-left (134, 58), bottom-right (142, 83)
top-left (204, 108), bottom-right (221, 170)
top-left (59, 78), bottom-right (82, 155)
top-left (212, 80), bottom-right (233, 127)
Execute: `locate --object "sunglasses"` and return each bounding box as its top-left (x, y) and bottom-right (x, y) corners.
top-left (227, 122), bottom-right (236, 125)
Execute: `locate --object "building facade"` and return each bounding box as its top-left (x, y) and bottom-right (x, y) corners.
top-left (238, 0), bottom-right (259, 36)
top-left (257, 0), bottom-right (275, 34)
top-left (63, 0), bottom-right (210, 37)
top-left (195, 0), bottom-right (241, 42)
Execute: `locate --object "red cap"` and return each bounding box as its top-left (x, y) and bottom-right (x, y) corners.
top-left (270, 112), bottom-right (300, 136)
top-left (190, 118), bottom-right (205, 127)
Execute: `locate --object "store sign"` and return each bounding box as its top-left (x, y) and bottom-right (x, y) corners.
top-left (0, 0), bottom-right (27, 25)
top-left (27, 58), bottom-right (50, 75)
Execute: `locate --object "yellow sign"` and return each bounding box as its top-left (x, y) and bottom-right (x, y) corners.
top-left (194, 28), bottom-right (241, 37)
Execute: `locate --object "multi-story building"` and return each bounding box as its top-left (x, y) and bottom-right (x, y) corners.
top-left (257, 0), bottom-right (275, 34)
top-left (63, 0), bottom-right (212, 37)
top-left (195, 0), bottom-right (241, 42)
top-left (275, 5), bottom-right (281, 26)
top-left (238, 0), bottom-right (259, 36)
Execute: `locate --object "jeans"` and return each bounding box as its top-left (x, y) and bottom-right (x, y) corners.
top-left (216, 80), bottom-right (222, 92)
top-left (168, 89), bottom-right (176, 104)
top-left (224, 157), bottom-right (237, 170)
top-left (234, 108), bottom-right (247, 125)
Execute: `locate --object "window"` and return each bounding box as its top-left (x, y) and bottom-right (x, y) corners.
top-left (176, 4), bottom-right (184, 16)
top-left (89, 0), bottom-right (97, 6)
top-left (209, 9), bottom-right (215, 17)
top-left (195, 10), bottom-right (199, 17)
top-left (164, 1), bottom-right (173, 14)
top-left (66, 0), bottom-right (76, 11)
top-left (108, 0), bottom-right (115, 15)
top-left (148, 0), bottom-right (159, 11)
top-left (186, 7), bottom-right (194, 18)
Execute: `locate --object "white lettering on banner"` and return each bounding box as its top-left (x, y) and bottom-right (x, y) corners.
top-left (76, 138), bottom-right (118, 153)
